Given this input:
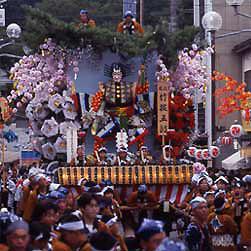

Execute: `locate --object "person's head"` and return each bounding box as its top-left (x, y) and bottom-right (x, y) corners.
top-left (98, 147), bottom-right (107, 160)
top-left (32, 202), bottom-right (59, 227)
top-left (11, 167), bottom-right (18, 178)
top-left (243, 175), bottom-right (251, 190)
top-left (103, 187), bottom-right (114, 200)
top-left (190, 197), bottom-right (208, 223)
top-left (214, 196), bottom-right (226, 214)
top-left (90, 231), bottom-right (118, 251)
top-left (215, 176), bottom-right (228, 190)
top-left (59, 213), bottom-right (88, 249)
top-left (118, 147), bottom-right (127, 159)
top-left (204, 191), bottom-right (215, 206)
top-left (156, 238), bottom-right (187, 251)
top-left (34, 174), bottom-right (49, 188)
top-left (66, 190), bottom-right (75, 209)
top-left (197, 177), bottom-right (210, 193)
top-left (138, 184), bottom-right (148, 199)
top-left (124, 11), bottom-right (133, 23)
top-left (29, 222), bottom-right (50, 251)
top-left (6, 221), bottom-right (30, 251)
top-left (80, 9), bottom-right (89, 23)
top-left (78, 178), bottom-right (88, 187)
top-left (233, 185), bottom-right (244, 198)
top-left (137, 219), bottom-right (166, 251)
top-left (141, 146), bottom-right (149, 158)
top-left (78, 193), bottom-right (100, 220)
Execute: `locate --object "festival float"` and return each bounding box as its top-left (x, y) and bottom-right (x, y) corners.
top-left (6, 20), bottom-right (216, 203)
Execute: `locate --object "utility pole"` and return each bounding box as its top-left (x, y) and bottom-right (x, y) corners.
top-left (194, 0), bottom-right (200, 27)
top-left (140, 0), bottom-right (144, 26)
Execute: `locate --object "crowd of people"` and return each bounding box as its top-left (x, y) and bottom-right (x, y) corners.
top-left (78, 8), bottom-right (144, 35)
top-left (0, 159), bottom-right (251, 251)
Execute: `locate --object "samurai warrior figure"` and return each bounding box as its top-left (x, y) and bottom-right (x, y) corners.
top-left (82, 62), bottom-right (152, 155)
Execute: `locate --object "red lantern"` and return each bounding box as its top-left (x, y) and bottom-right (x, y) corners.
top-left (187, 147), bottom-right (197, 158)
top-left (221, 136), bottom-right (232, 145)
top-left (210, 146), bottom-right (220, 158)
top-left (202, 149), bottom-right (210, 160)
top-left (230, 124), bottom-right (243, 138)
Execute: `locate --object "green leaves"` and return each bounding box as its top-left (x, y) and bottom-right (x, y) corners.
top-left (22, 4), bottom-right (199, 66)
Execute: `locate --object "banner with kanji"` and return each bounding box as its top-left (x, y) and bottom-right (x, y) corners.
top-left (157, 81), bottom-right (169, 136)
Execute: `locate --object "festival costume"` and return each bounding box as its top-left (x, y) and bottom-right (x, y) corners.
top-left (22, 188), bottom-right (38, 222)
top-left (208, 212), bottom-right (238, 251)
top-left (127, 191), bottom-right (157, 207)
top-left (0, 244), bottom-right (8, 251)
top-left (78, 19), bottom-right (96, 28)
top-left (117, 20), bottom-right (144, 34)
top-left (241, 211), bottom-right (251, 247)
top-left (52, 238), bottom-right (91, 251)
top-left (185, 221), bottom-right (211, 251)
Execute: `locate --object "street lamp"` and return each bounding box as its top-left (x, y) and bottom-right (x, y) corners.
top-left (6, 23), bottom-right (21, 39)
top-left (0, 23), bottom-right (21, 51)
top-left (202, 11), bottom-right (222, 148)
top-left (202, 11), bottom-right (222, 32)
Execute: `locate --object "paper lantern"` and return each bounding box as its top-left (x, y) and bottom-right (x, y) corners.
top-left (202, 149), bottom-right (210, 160)
top-left (187, 147), bottom-right (197, 158)
top-left (195, 149), bottom-right (203, 160)
top-left (210, 146), bottom-right (220, 158)
top-left (221, 136), bottom-right (232, 145)
top-left (230, 124), bottom-right (243, 138)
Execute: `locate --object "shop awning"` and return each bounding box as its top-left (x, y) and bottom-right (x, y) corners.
top-left (222, 151), bottom-right (244, 170)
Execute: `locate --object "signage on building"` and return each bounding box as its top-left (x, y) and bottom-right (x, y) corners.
top-left (123, 0), bottom-right (137, 17)
top-left (66, 128), bottom-right (78, 163)
top-left (157, 81), bottom-right (169, 136)
top-left (0, 9), bottom-right (5, 27)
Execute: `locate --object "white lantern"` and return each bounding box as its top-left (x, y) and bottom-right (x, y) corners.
top-left (187, 147), bottom-right (197, 158)
top-left (226, 0), bottom-right (245, 6)
top-left (6, 23), bottom-right (21, 39)
top-left (209, 146), bottom-right (220, 158)
top-left (202, 11), bottom-right (223, 31)
top-left (230, 124), bottom-right (243, 138)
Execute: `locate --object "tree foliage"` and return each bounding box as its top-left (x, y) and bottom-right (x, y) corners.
top-left (22, 5), bottom-right (199, 67)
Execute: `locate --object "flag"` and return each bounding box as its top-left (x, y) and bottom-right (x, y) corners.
top-left (21, 151), bottom-right (41, 165)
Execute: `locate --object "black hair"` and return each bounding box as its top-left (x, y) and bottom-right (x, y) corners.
top-left (29, 222), bottom-right (50, 241)
top-left (77, 192), bottom-right (99, 209)
top-left (59, 213), bottom-right (81, 225)
top-left (32, 201), bottom-right (59, 221)
top-left (104, 188), bottom-right (114, 195)
top-left (104, 63), bottom-right (131, 79)
top-left (90, 231), bottom-right (117, 250)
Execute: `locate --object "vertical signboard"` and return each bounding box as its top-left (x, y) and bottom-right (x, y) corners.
top-left (157, 81), bottom-right (169, 138)
top-left (123, 0), bottom-right (137, 18)
top-left (0, 9), bottom-right (5, 27)
top-left (67, 129), bottom-right (78, 164)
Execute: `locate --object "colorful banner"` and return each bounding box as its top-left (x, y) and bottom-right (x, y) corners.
top-left (157, 81), bottom-right (169, 136)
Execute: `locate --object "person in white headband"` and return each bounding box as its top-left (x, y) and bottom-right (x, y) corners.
top-left (53, 213), bottom-right (89, 251)
top-left (185, 196), bottom-right (210, 251)
top-left (214, 176), bottom-right (229, 191)
top-left (190, 196), bottom-right (207, 210)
